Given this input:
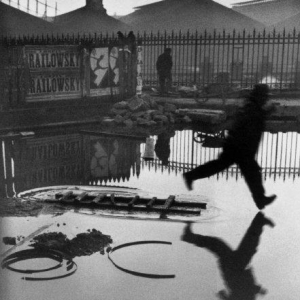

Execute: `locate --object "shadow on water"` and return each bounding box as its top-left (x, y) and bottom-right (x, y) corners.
top-left (181, 212), bottom-right (275, 300)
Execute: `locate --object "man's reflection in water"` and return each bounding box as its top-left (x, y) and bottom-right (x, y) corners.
top-left (155, 131), bottom-right (175, 166)
top-left (181, 213), bottom-right (275, 300)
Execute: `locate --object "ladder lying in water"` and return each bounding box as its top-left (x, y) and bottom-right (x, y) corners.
top-left (52, 191), bottom-right (207, 216)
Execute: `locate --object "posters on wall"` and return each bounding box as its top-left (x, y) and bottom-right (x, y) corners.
top-left (89, 46), bottom-right (120, 97)
top-left (25, 46), bottom-right (82, 102)
top-left (24, 45), bottom-right (121, 101)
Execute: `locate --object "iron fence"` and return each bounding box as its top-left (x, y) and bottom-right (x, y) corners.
top-left (137, 29), bottom-right (300, 91)
top-left (2, 29), bottom-right (300, 101)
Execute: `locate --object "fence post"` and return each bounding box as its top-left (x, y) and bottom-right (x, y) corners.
top-left (280, 29), bottom-right (286, 91)
top-left (194, 31), bottom-right (198, 84)
top-left (0, 140), bottom-right (5, 198)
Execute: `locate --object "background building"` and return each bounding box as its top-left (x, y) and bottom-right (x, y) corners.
top-left (53, 0), bottom-right (128, 35)
top-left (119, 0), bottom-right (265, 34)
top-left (232, 0), bottom-right (300, 27)
top-left (0, 2), bottom-right (57, 36)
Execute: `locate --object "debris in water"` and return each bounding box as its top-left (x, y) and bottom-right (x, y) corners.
top-left (3, 237), bottom-right (16, 245)
top-left (29, 229), bottom-right (113, 258)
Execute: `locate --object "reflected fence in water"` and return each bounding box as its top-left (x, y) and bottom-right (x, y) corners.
top-left (0, 133), bottom-right (143, 198)
top-left (0, 130), bottom-right (299, 198)
top-left (141, 130), bottom-right (300, 180)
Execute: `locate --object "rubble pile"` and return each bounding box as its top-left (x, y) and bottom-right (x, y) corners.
top-left (103, 94), bottom-right (226, 128)
top-left (102, 94), bottom-right (192, 128)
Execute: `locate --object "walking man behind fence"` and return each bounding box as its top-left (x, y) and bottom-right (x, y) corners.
top-left (183, 84), bottom-right (276, 210)
top-left (156, 48), bottom-right (172, 95)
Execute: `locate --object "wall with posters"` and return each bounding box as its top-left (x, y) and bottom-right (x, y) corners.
top-left (25, 46), bottom-right (82, 102)
top-left (89, 47), bottom-right (120, 97)
top-left (0, 38), bottom-right (137, 108)
top-left (24, 45), bottom-right (123, 102)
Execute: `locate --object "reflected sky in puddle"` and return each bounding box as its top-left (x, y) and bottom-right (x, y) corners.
top-left (1, 128), bottom-right (300, 299)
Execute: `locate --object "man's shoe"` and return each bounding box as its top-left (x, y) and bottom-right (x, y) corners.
top-left (254, 212), bottom-right (275, 227)
top-left (256, 194), bottom-right (277, 210)
top-left (183, 173), bottom-right (193, 191)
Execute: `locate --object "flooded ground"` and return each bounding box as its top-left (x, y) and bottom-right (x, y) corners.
top-left (0, 125), bottom-right (300, 299)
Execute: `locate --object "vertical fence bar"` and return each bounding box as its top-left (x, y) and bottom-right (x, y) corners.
top-left (295, 133), bottom-right (299, 177)
top-left (199, 32), bottom-right (203, 88)
top-left (189, 32), bottom-right (194, 85)
top-left (194, 31), bottom-right (198, 84)
top-left (275, 31), bottom-right (281, 88)
top-left (240, 30), bottom-right (245, 88)
top-left (270, 29), bottom-right (276, 88)
top-left (183, 31), bottom-right (188, 86)
top-left (226, 31), bottom-right (230, 84)
top-left (221, 30), bottom-right (225, 75)
top-left (245, 31), bottom-right (250, 87)
top-left (172, 31), bottom-right (177, 86)
top-left (178, 31), bottom-right (183, 86)
top-left (250, 30), bottom-right (256, 87)
top-left (280, 30), bottom-right (286, 90)
top-left (284, 31), bottom-right (290, 88)
top-left (289, 30), bottom-right (296, 88)
top-left (266, 31), bottom-right (272, 87)
top-left (0, 141), bottom-right (5, 198)
top-left (288, 132), bottom-right (293, 176)
top-left (207, 32), bottom-right (212, 86)
top-left (255, 31), bottom-right (261, 84)
top-left (230, 30), bottom-right (235, 87)
top-left (216, 31), bottom-right (221, 83)
top-left (210, 30), bottom-right (218, 85)
top-left (4, 140), bottom-right (14, 197)
top-left (261, 30), bottom-right (266, 84)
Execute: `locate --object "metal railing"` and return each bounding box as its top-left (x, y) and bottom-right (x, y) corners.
top-left (137, 29), bottom-right (300, 91)
top-left (2, 29), bottom-right (300, 99)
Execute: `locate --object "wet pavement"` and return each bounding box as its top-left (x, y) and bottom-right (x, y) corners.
top-left (0, 128), bottom-right (300, 299)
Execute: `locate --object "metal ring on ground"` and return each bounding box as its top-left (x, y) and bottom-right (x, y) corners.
top-left (1, 249), bottom-right (64, 274)
top-left (108, 240), bottom-right (175, 279)
top-left (22, 261), bottom-right (78, 281)
top-left (1, 249), bottom-right (77, 281)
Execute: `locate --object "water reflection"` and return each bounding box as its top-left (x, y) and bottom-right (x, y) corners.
top-left (181, 212), bottom-right (275, 300)
top-left (154, 130), bottom-right (175, 166)
top-left (142, 130), bottom-right (300, 180)
top-left (1, 129), bottom-right (299, 197)
top-left (0, 133), bottom-right (143, 197)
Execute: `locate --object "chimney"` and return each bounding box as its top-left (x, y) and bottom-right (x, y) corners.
top-left (86, 0), bottom-right (106, 12)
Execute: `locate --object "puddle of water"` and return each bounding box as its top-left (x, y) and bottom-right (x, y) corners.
top-left (0, 127), bottom-right (300, 299)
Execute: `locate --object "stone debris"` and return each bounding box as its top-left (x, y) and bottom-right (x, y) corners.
top-left (104, 94), bottom-right (227, 128)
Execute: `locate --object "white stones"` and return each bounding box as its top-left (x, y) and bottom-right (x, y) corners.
top-left (176, 108), bottom-right (227, 124)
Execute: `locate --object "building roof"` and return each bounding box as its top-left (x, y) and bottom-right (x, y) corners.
top-left (269, 11), bottom-right (300, 32)
top-left (233, 0), bottom-right (275, 7)
top-left (119, 0), bottom-right (265, 34)
top-left (53, 0), bottom-right (128, 35)
top-left (232, 0), bottom-right (300, 27)
top-left (0, 2), bottom-right (57, 37)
